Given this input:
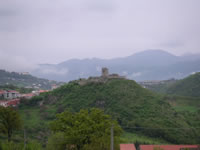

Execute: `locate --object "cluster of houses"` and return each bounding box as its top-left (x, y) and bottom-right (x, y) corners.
top-left (120, 144), bottom-right (200, 150)
top-left (0, 89), bottom-right (48, 107)
top-left (0, 90), bottom-right (20, 107)
top-left (0, 90), bottom-right (20, 99)
top-left (138, 78), bottom-right (177, 88)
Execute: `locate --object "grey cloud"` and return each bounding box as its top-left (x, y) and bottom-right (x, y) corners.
top-left (0, 9), bottom-right (17, 16)
top-left (40, 68), bottom-right (68, 75)
top-left (85, 0), bottom-right (116, 12)
top-left (0, 51), bottom-right (37, 72)
top-left (159, 41), bottom-right (185, 48)
top-left (0, 0), bottom-right (200, 71)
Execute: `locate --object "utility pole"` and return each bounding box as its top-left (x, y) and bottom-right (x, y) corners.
top-left (23, 129), bottom-right (27, 150)
top-left (111, 124), bottom-right (114, 150)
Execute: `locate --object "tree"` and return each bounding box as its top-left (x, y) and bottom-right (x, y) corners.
top-left (154, 147), bottom-right (164, 150)
top-left (0, 141), bottom-right (42, 150)
top-left (0, 106), bottom-right (22, 142)
top-left (46, 132), bottom-right (68, 150)
top-left (48, 108), bottom-right (123, 150)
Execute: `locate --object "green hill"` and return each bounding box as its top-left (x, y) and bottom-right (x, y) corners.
top-left (165, 72), bottom-right (200, 97)
top-left (19, 78), bottom-right (200, 144)
top-left (162, 95), bottom-right (200, 113)
top-left (0, 69), bottom-right (62, 90)
top-left (139, 79), bottom-right (178, 94)
top-left (0, 84), bottom-right (34, 94)
top-left (140, 74), bottom-right (200, 114)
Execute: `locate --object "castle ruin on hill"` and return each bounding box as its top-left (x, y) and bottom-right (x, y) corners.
top-left (102, 68), bottom-right (109, 77)
top-left (100, 67), bottom-right (125, 79)
top-left (77, 67), bottom-right (126, 85)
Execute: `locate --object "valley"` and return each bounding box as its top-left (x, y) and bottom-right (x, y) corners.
top-left (16, 69), bottom-right (200, 146)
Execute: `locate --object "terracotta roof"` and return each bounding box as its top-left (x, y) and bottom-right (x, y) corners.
top-left (39, 90), bottom-right (48, 93)
top-left (120, 144), bottom-right (136, 150)
top-left (0, 99), bottom-right (20, 107)
top-left (6, 99), bottom-right (20, 106)
top-left (0, 90), bottom-right (5, 94)
top-left (0, 100), bottom-right (8, 103)
top-left (140, 145), bottom-right (199, 150)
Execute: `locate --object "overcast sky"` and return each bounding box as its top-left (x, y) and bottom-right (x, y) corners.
top-left (0, 0), bottom-right (200, 71)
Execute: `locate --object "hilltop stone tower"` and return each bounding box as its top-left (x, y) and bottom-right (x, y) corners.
top-left (102, 68), bottom-right (109, 77)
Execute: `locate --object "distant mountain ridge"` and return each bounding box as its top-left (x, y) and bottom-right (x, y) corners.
top-left (31, 49), bottom-right (200, 82)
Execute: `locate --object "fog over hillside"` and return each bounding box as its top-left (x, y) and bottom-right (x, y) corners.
top-left (31, 50), bottom-right (200, 82)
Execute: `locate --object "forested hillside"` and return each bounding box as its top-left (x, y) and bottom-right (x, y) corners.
top-left (145, 72), bottom-right (200, 98)
top-left (0, 69), bottom-right (62, 90)
top-left (165, 72), bottom-right (200, 97)
top-left (19, 78), bottom-right (200, 144)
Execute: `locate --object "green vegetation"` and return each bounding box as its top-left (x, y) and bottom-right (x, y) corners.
top-left (48, 108), bottom-right (122, 150)
top-left (1, 76), bottom-right (199, 148)
top-left (19, 78), bottom-right (200, 144)
top-left (0, 141), bottom-right (42, 150)
top-left (121, 132), bottom-right (169, 145)
top-left (141, 79), bottom-right (177, 94)
top-left (162, 95), bottom-right (200, 113)
top-left (147, 72), bottom-right (200, 98)
top-left (144, 73), bottom-right (200, 115)
top-left (0, 69), bottom-right (62, 90)
top-left (0, 106), bottom-right (22, 142)
top-left (153, 147), bottom-right (164, 150)
top-left (0, 84), bottom-right (34, 94)
top-left (0, 107), bottom-right (43, 150)
top-left (165, 72), bottom-right (200, 97)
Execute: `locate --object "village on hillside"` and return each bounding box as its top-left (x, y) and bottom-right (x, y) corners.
top-left (0, 67), bottom-right (123, 108)
top-left (0, 84), bottom-right (60, 107)
top-left (0, 89), bottom-right (49, 107)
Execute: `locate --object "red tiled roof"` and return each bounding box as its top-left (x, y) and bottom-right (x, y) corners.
top-left (0, 99), bottom-right (20, 107)
top-left (6, 99), bottom-right (20, 106)
top-left (140, 145), bottom-right (199, 150)
top-left (39, 90), bottom-right (48, 93)
top-left (0, 90), bottom-right (5, 94)
top-left (120, 144), bottom-right (136, 150)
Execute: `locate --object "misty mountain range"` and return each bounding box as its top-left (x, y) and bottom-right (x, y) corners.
top-left (31, 50), bottom-right (200, 82)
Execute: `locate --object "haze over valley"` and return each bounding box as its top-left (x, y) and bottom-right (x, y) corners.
top-left (0, 0), bottom-right (200, 149)
top-left (31, 49), bottom-right (200, 82)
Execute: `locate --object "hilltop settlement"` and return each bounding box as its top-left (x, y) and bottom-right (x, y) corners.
top-left (0, 89), bottom-right (49, 107)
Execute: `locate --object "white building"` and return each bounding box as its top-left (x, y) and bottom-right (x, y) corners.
top-left (2, 90), bottom-right (20, 100)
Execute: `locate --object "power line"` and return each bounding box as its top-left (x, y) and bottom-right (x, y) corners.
top-left (111, 124), bottom-right (114, 150)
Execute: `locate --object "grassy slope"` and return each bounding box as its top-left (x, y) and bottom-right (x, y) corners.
top-left (121, 132), bottom-right (169, 144)
top-left (162, 95), bottom-right (200, 113)
top-left (19, 79), bottom-right (200, 144)
top-left (166, 72), bottom-right (200, 97)
top-left (145, 73), bottom-right (200, 113)
top-left (142, 80), bottom-right (177, 94)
